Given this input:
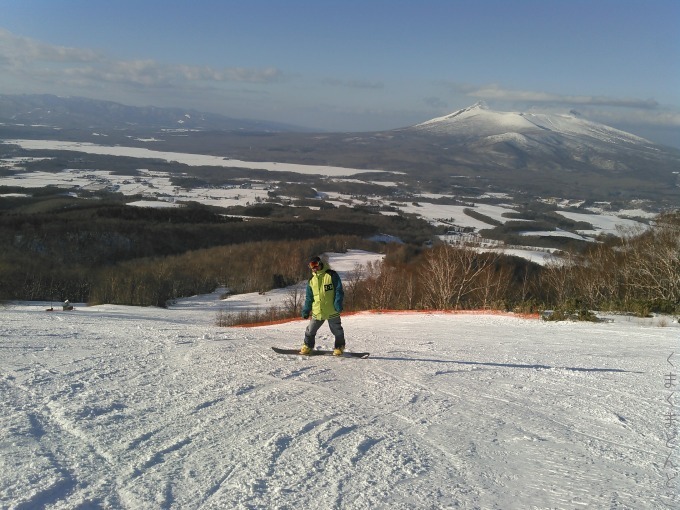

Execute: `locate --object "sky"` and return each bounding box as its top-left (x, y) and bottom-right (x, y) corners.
top-left (1, 0), bottom-right (679, 146)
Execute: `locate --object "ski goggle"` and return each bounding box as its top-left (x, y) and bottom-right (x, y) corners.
top-left (309, 260), bottom-right (321, 271)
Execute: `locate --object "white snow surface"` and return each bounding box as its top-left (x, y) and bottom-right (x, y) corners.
top-left (555, 210), bottom-right (648, 236)
top-left (413, 103), bottom-right (651, 145)
top-left (1, 250), bottom-right (677, 509)
top-left (415, 103), bottom-right (538, 135)
top-left (478, 247), bottom-right (562, 266)
top-left (1, 140), bottom-right (386, 177)
top-left (519, 229), bottom-right (594, 242)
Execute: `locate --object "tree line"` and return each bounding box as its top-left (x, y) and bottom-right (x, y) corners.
top-left (2, 192), bottom-right (677, 320)
top-left (0, 193), bottom-right (430, 304)
top-left (539, 212), bottom-right (680, 316)
top-left (218, 212), bottom-right (680, 325)
top-left (247, 212), bottom-right (679, 322)
top-left (349, 212), bottom-right (679, 317)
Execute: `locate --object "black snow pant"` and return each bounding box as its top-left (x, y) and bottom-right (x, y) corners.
top-left (304, 316), bottom-right (345, 350)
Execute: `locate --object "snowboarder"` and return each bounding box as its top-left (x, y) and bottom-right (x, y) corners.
top-left (62, 299), bottom-right (73, 311)
top-left (300, 256), bottom-right (345, 356)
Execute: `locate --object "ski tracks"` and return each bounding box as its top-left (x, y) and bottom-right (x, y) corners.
top-left (363, 336), bottom-right (665, 510)
top-left (2, 307), bottom-right (674, 509)
top-left (0, 313), bottom-right (229, 508)
top-left (228, 350), bottom-right (470, 509)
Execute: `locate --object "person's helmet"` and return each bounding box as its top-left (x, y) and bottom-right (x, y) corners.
top-left (308, 256), bottom-right (322, 271)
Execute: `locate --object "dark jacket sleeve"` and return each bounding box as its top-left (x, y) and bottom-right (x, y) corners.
top-left (301, 280), bottom-right (313, 318)
top-left (331, 271), bottom-right (344, 312)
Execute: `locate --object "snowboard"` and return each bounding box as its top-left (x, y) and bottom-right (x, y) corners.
top-left (271, 347), bottom-right (369, 359)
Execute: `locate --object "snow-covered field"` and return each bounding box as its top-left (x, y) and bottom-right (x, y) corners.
top-left (556, 210), bottom-right (647, 237)
top-left (1, 251), bottom-right (678, 509)
top-left (1, 139), bottom-right (648, 232)
top-left (1, 140), bottom-right (386, 177)
top-left (1, 138), bottom-right (653, 268)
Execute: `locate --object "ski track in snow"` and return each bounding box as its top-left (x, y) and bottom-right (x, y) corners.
top-left (1, 293), bottom-right (678, 509)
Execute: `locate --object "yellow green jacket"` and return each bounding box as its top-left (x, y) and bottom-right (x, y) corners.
top-left (302, 266), bottom-right (344, 320)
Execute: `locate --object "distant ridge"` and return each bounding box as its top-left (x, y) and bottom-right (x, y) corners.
top-left (0, 94), bottom-right (313, 133)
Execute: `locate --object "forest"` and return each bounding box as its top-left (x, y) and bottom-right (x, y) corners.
top-left (1, 189), bottom-right (677, 322)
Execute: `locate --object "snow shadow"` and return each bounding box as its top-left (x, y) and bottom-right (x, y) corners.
top-left (370, 356), bottom-right (642, 374)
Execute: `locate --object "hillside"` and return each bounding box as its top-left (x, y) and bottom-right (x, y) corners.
top-left (1, 96), bottom-right (679, 309)
top-left (0, 94), bottom-right (310, 133)
top-left (1, 277), bottom-right (675, 508)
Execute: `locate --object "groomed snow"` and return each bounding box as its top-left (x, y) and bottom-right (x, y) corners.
top-left (1, 250), bottom-right (677, 509)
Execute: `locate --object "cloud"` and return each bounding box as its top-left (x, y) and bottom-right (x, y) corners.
top-left (57, 60), bottom-right (284, 89)
top-left (0, 29), bottom-right (284, 90)
top-left (0, 28), bottom-right (100, 65)
top-left (322, 78), bottom-right (384, 89)
top-left (448, 82), bottom-right (659, 110)
top-left (577, 106), bottom-right (680, 127)
top-left (436, 81), bottom-right (680, 135)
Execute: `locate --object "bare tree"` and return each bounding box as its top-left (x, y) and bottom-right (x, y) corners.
top-left (621, 214), bottom-right (680, 306)
top-left (361, 260), bottom-right (400, 309)
top-left (540, 254), bottom-right (576, 308)
top-left (283, 285), bottom-right (305, 316)
top-left (342, 263), bottom-right (365, 311)
top-left (402, 270), bottom-right (418, 310)
top-left (419, 245), bottom-right (502, 309)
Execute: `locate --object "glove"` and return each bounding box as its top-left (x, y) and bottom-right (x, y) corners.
top-left (302, 311), bottom-right (309, 319)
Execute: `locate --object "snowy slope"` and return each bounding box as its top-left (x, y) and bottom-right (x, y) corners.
top-left (1, 266), bottom-right (677, 508)
top-left (412, 102), bottom-right (651, 146)
top-left (414, 102), bottom-right (539, 136)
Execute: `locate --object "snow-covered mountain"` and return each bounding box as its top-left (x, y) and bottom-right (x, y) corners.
top-left (396, 102), bottom-right (680, 201)
top-left (411, 101), bottom-right (650, 147)
top-left (2, 95), bottom-right (679, 204)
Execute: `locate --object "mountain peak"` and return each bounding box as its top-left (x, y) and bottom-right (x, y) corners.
top-left (409, 103), bottom-right (652, 146)
top-left (419, 102), bottom-right (489, 126)
top-left (413, 102), bottom-right (534, 133)
top-left (453, 100), bottom-right (489, 113)
top-left (469, 100), bottom-right (489, 110)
